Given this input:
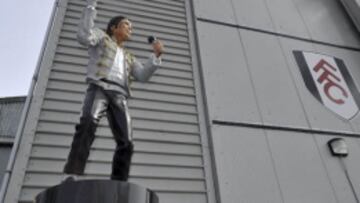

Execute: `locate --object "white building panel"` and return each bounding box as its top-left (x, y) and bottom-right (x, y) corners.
top-left (240, 30), bottom-right (309, 128)
top-left (231, 0), bottom-right (275, 31)
top-left (315, 135), bottom-right (360, 203)
top-left (212, 125), bottom-right (283, 203)
top-left (340, 0), bottom-right (360, 33)
top-left (196, 21), bottom-right (261, 123)
top-left (193, 0), bottom-right (236, 24)
top-left (264, 0), bottom-right (309, 38)
top-left (293, 0), bottom-right (360, 47)
top-left (267, 130), bottom-right (338, 203)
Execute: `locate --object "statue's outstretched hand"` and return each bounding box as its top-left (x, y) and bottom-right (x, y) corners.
top-left (152, 40), bottom-right (164, 58)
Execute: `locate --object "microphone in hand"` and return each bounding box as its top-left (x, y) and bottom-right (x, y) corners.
top-left (148, 36), bottom-right (157, 44)
top-left (148, 36), bottom-right (163, 57)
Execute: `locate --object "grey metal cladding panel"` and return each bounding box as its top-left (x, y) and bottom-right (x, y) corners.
top-left (45, 88), bottom-right (196, 106)
top-left (240, 30), bottom-right (308, 127)
top-left (124, 0), bottom-right (185, 10)
top-left (129, 178), bottom-right (206, 192)
top-left (267, 130), bottom-right (338, 203)
top-left (157, 193), bottom-right (207, 203)
top-left (196, 21), bottom-right (261, 123)
top-left (54, 53), bottom-right (193, 72)
top-left (68, 0), bottom-right (186, 22)
top-left (0, 147), bottom-right (12, 184)
top-left (43, 98), bottom-right (197, 115)
top-left (31, 143), bottom-right (203, 167)
top-left (0, 100), bottom-right (25, 137)
top-left (20, 190), bottom-right (208, 203)
top-left (193, 0), bottom-right (236, 24)
top-left (37, 118), bottom-right (199, 136)
top-left (60, 18), bottom-right (189, 42)
top-left (56, 46), bottom-right (192, 64)
top-left (21, 173), bottom-right (205, 191)
top-left (231, 0), bottom-right (275, 31)
top-left (59, 30), bottom-right (190, 48)
top-left (52, 60), bottom-right (193, 80)
top-left (34, 131), bottom-right (201, 150)
top-left (315, 135), bottom-right (360, 203)
top-left (56, 36), bottom-right (190, 56)
top-left (48, 76), bottom-right (195, 96)
top-left (211, 125), bottom-right (282, 203)
top-left (279, 38), bottom-right (354, 132)
top-left (96, 0), bottom-right (186, 19)
top-left (66, 3), bottom-right (187, 32)
top-left (264, 0), bottom-right (309, 37)
top-left (32, 149), bottom-right (203, 173)
top-left (312, 44), bottom-right (360, 133)
top-left (48, 70), bottom-right (195, 93)
top-left (33, 132), bottom-right (202, 155)
top-left (19, 175), bottom-right (206, 201)
top-left (63, 16), bottom-right (187, 39)
top-left (27, 159), bottom-right (204, 179)
top-left (39, 109), bottom-right (198, 126)
top-left (293, 0), bottom-right (360, 47)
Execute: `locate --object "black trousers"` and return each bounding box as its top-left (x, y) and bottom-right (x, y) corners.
top-left (63, 84), bottom-right (133, 181)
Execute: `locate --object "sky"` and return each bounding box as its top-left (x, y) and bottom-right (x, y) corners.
top-left (0, 0), bottom-right (56, 97)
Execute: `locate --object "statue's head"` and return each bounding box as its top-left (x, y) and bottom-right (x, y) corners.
top-left (106, 16), bottom-right (132, 42)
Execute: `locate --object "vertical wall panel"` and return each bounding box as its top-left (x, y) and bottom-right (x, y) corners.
top-left (264, 0), bottom-right (309, 37)
top-left (192, 0), bottom-right (360, 202)
top-left (212, 125), bottom-right (283, 203)
top-left (240, 30), bottom-right (308, 127)
top-left (266, 130), bottom-right (338, 203)
top-left (292, 0), bottom-right (360, 47)
top-left (5, 0), bottom-right (214, 202)
top-left (193, 0), bottom-right (235, 24)
top-left (315, 135), bottom-right (360, 203)
top-left (196, 22), bottom-right (261, 123)
top-left (231, 0), bottom-right (274, 31)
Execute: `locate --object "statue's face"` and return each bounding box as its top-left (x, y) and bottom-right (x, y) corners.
top-left (112, 19), bottom-right (133, 42)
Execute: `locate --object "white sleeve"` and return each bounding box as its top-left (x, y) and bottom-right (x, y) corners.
top-left (131, 53), bottom-right (162, 82)
top-left (77, 1), bottom-right (105, 46)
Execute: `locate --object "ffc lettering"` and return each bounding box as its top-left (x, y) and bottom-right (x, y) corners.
top-left (294, 50), bottom-right (360, 120)
top-left (313, 59), bottom-right (348, 104)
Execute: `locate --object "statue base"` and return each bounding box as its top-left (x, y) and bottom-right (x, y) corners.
top-left (35, 179), bottom-right (158, 203)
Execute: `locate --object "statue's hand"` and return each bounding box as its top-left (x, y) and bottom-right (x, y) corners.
top-left (152, 40), bottom-right (164, 58)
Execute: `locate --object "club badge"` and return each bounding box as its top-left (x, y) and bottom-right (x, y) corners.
top-left (293, 51), bottom-right (360, 119)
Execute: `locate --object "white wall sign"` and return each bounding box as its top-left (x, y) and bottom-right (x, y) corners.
top-left (293, 51), bottom-right (360, 120)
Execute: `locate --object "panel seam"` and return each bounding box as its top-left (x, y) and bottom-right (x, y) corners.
top-left (197, 17), bottom-right (360, 52)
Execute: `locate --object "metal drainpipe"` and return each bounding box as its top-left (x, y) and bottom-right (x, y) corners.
top-left (0, 0), bottom-right (60, 202)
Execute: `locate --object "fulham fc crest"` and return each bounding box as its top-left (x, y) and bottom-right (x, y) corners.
top-left (293, 51), bottom-right (360, 120)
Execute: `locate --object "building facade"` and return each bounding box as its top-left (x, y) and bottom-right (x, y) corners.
top-left (2, 0), bottom-right (360, 202)
top-left (0, 97), bottom-right (26, 188)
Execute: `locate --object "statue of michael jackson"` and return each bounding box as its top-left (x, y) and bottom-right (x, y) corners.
top-left (63, 0), bottom-right (164, 181)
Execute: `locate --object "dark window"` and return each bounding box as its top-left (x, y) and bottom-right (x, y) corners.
top-left (0, 144), bottom-right (13, 185)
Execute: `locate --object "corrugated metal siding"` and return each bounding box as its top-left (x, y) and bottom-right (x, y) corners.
top-left (5, 0), bottom-right (212, 203)
top-left (0, 96), bottom-right (26, 139)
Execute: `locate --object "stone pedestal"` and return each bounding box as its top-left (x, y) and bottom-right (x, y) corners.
top-left (35, 180), bottom-right (158, 203)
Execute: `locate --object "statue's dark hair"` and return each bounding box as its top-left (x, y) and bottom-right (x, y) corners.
top-left (106, 16), bottom-right (127, 36)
